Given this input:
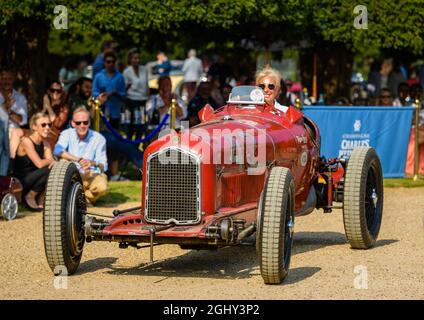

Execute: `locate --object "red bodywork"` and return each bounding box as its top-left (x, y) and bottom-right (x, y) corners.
top-left (99, 104), bottom-right (344, 245)
top-left (0, 176), bottom-right (22, 203)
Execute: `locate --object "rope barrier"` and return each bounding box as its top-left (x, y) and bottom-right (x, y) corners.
top-left (100, 111), bottom-right (170, 145)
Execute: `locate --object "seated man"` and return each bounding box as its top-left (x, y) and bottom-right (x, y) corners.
top-left (0, 68), bottom-right (29, 158)
top-left (54, 107), bottom-right (108, 204)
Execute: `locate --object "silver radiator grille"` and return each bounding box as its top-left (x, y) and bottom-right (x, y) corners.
top-left (145, 148), bottom-right (201, 225)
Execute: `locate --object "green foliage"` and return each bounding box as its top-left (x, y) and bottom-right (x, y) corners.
top-left (1, 0), bottom-right (424, 55)
top-left (310, 0), bottom-right (424, 54)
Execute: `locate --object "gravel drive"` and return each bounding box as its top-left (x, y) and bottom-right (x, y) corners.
top-left (0, 187), bottom-right (423, 299)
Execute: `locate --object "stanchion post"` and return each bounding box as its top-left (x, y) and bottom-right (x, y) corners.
top-left (413, 99), bottom-right (420, 181)
top-left (295, 98), bottom-right (302, 110)
top-left (87, 96), bottom-right (101, 132)
top-left (170, 98), bottom-right (177, 130)
top-left (94, 100), bottom-right (100, 132)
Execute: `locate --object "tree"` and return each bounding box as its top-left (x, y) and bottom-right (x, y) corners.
top-left (1, 0), bottom-right (423, 105)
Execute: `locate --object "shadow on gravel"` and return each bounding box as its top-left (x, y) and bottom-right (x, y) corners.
top-left (284, 267), bottom-right (321, 285)
top-left (293, 231), bottom-right (347, 255)
top-left (75, 233), bottom-right (398, 279)
top-left (293, 232), bottom-right (398, 253)
top-left (106, 246), bottom-right (258, 280)
top-left (372, 239), bottom-right (399, 248)
top-left (78, 257), bottom-right (118, 274)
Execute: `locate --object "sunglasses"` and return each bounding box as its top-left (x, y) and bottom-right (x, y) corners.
top-left (40, 122), bottom-right (52, 128)
top-left (74, 121), bottom-right (89, 126)
top-left (258, 83), bottom-right (276, 91)
top-left (380, 95), bottom-right (391, 98)
top-left (49, 88), bottom-right (62, 94)
top-left (105, 60), bottom-right (115, 64)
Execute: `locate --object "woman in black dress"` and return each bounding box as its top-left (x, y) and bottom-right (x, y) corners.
top-left (14, 112), bottom-right (56, 211)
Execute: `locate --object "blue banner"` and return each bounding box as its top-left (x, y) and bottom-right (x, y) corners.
top-left (303, 106), bottom-right (414, 178)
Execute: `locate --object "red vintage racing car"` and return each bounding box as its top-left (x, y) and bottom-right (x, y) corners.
top-left (43, 86), bottom-right (383, 284)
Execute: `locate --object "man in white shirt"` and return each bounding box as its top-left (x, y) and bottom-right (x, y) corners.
top-left (54, 107), bottom-right (108, 204)
top-left (0, 69), bottom-right (28, 158)
top-left (0, 69), bottom-right (28, 129)
top-left (182, 49), bottom-right (203, 102)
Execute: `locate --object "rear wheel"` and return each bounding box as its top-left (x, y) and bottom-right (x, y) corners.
top-left (343, 147), bottom-right (383, 249)
top-left (1, 193), bottom-right (18, 220)
top-left (43, 161), bottom-right (86, 275)
top-left (257, 167), bottom-right (295, 284)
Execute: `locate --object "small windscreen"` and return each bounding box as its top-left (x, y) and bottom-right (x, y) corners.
top-left (227, 86), bottom-right (265, 105)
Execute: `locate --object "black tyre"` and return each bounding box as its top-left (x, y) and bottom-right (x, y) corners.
top-left (257, 167), bottom-right (295, 284)
top-left (43, 161), bottom-right (86, 275)
top-left (343, 147), bottom-right (383, 249)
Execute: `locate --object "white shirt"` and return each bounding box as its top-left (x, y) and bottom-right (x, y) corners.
top-left (275, 100), bottom-right (289, 113)
top-left (182, 57), bottom-right (203, 83)
top-left (0, 89), bottom-right (28, 127)
top-left (54, 128), bottom-right (108, 171)
top-left (123, 65), bottom-right (149, 101)
top-left (146, 94), bottom-right (187, 129)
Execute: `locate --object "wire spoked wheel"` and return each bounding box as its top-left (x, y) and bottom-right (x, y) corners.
top-left (1, 193), bottom-right (18, 221)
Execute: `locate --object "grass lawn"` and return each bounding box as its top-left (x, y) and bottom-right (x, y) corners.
top-left (383, 177), bottom-right (424, 188)
top-left (96, 181), bottom-right (142, 205)
top-left (98, 177), bottom-right (424, 206)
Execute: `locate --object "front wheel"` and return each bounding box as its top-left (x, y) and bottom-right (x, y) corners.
top-left (343, 147), bottom-right (383, 249)
top-left (43, 161), bottom-right (86, 275)
top-left (257, 167), bottom-right (295, 284)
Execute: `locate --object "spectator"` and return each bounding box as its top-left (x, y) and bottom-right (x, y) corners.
top-left (210, 77), bottom-right (225, 106)
top-left (187, 81), bottom-right (219, 127)
top-left (0, 106), bottom-right (9, 175)
top-left (208, 56), bottom-right (232, 88)
top-left (115, 59), bottom-right (125, 74)
top-left (221, 83), bottom-right (233, 106)
top-left (54, 107), bottom-right (108, 205)
top-left (377, 88), bottom-right (394, 106)
top-left (419, 64), bottom-right (424, 91)
top-left (92, 40), bottom-right (115, 79)
top-left (153, 52), bottom-right (172, 77)
top-left (92, 51), bottom-right (126, 129)
top-left (41, 80), bottom-right (70, 147)
top-left (0, 69), bottom-right (28, 158)
top-left (123, 48), bottom-right (149, 140)
top-left (0, 69), bottom-right (28, 128)
top-left (410, 83), bottom-right (424, 105)
top-left (182, 49), bottom-right (203, 102)
top-left (146, 76), bottom-right (187, 129)
top-left (58, 58), bottom-right (79, 93)
top-left (388, 60), bottom-right (407, 98)
top-left (393, 82), bottom-right (411, 106)
top-left (278, 79), bottom-right (297, 106)
top-left (368, 59), bottom-right (393, 98)
top-left (14, 112), bottom-right (55, 211)
top-left (77, 60), bottom-right (88, 78)
top-left (405, 84), bottom-right (424, 175)
top-left (68, 77), bottom-right (93, 113)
